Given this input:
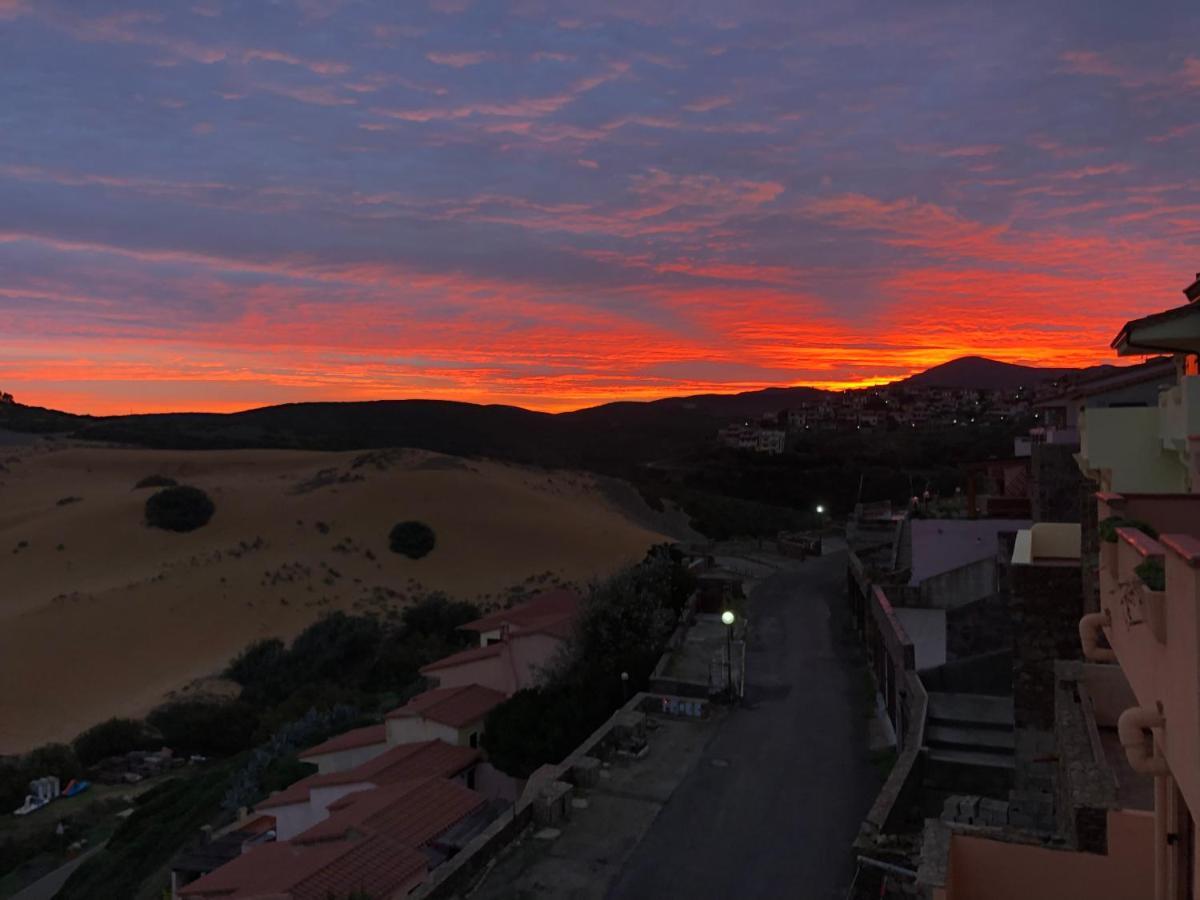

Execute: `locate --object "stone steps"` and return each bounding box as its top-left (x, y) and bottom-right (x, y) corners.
top-left (925, 724), bottom-right (1016, 753)
top-left (926, 692), bottom-right (1014, 726)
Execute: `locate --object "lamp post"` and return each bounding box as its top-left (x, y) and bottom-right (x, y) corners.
top-left (721, 610), bottom-right (735, 701)
top-left (620, 670), bottom-right (630, 704)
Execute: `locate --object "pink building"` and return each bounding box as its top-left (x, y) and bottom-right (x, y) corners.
top-left (178, 833), bottom-right (428, 899)
top-left (931, 276), bottom-right (1200, 900)
top-left (386, 684), bottom-right (505, 748)
top-left (419, 589), bottom-right (581, 695)
top-left (258, 740), bottom-right (479, 841)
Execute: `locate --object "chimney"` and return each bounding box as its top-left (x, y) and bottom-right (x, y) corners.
top-left (1185, 272), bottom-right (1200, 303)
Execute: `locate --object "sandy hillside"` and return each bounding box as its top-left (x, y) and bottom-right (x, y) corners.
top-left (0, 444), bottom-right (670, 753)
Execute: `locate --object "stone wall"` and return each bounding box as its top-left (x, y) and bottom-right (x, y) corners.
top-left (1031, 442), bottom-right (1084, 523)
top-left (1009, 564), bottom-right (1085, 731)
top-left (1053, 661), bottom-right (1116, 854)
top-left (1079, 478), bottom-right (1100, 615)
top-left (946, 593), bottom-right (1013, 661)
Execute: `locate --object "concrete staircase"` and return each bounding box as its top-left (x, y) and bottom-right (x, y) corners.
top-left (923, 692), bottom-right (1016, 796)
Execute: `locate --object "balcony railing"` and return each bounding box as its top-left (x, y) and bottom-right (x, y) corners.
top-left (1097, 493), bottom-right (1200, 816)
top-left (1159, 374), bottom-right (1200, 455)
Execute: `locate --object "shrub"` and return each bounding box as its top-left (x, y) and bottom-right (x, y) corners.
top-left (401, 594), bottom-right (480, 638)
top-left (225, 638), bottom-right (287, 689)
top-left (57, 763), bottom-right (235, 900)
top-left (73, 717), bottom-right (157, 766)
top-left (388, 520), bottom-right (436, 559)
top-left (484, 551), bottom-right (690, 777)
top-left (134, 474), bottom-right (178, 489)
top-left (147, 700), bottom-right (259, 757)
top-left (1136, 558), bottom-right (1166, 591)
top-left (1098, 516), bottom-right (1158, 543)
top-left (145, 485), bottom-right (214, 532)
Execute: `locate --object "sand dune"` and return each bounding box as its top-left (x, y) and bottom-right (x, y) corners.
top-left (0, 444), bottom-right (669, 753)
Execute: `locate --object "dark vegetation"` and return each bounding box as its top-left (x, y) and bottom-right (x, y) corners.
top-left (1136, 558), bottom-right (1166, 591)
top-left (57, 763), bottom-right (236, 900)
top-left (483, 546), bottom-right (694, 777)
top-left (8, 596), bottom-right (480, 898)
top-left (134, 474), bottom-right (178, 489)
top-left (1098, 515), bottom-right (1159, 543)
top-left (1, 356), bottom-right (1056, 540)
top-left (72, 718), bottom-right (159, 767)
top-left (388, 520), bottom-right (436, 559)
top-left (144, 485), bottom-right (215, 532)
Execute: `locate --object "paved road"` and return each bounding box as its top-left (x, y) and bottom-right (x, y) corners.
top-left (609, 551), bottom-right (881, 900)
top-left (11, 844), bottom-right (103, 900)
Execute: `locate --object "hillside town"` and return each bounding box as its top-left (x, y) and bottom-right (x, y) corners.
top-left (161, 271), bottom-right (1200, 900)
top-left (718, 384), bottom-right (1038, 454)
top-left (846, 272), bottom-right (1200, 899)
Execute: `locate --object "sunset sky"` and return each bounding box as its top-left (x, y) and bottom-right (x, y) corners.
top-left (2, 1), bottom-right (1198, 414)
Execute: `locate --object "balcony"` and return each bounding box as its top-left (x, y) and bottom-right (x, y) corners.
top-left (1158, 374), bottom-right (1200, 485)
top-left (1077, 407), bottom-right (1188, 493)
top-left (1011, 522), bottom-right (1081, 565)
top-left (1095, 492), bottom-right (1200, 817)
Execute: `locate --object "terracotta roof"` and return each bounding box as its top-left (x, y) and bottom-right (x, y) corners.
top-left (459, 589), bottom-right (581, 639)
top-left (293, 777), bottom-right (485, 848)
top-left (178, 833), bottom-right (425, 900)
top-left (297, 724), bottom-right (387, 760)
top-left (419, 641), bottom-right (505, 673)
top-left (386, 685), bottom-right (506, 728)
top-left (256, 740), bottom-right (478, 811)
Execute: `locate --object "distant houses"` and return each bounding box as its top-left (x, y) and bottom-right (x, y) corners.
top-left (717, 382), bottom-right (1044, 450)
top-left (173, 588), bottom-right (583, 899)
top-left (0, 390), bottom-right (13, 404)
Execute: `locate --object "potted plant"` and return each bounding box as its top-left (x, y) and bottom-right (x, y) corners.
top-left (1099, 516), bottom-right (1158, 577)
top-left (1135, 557), bottom-right (1167, 642)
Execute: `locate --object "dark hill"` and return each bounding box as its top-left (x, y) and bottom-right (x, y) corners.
top-left (898, 356), bottom-right (1074, 390)
top-left (0, 356), bottom-right (1078, 467)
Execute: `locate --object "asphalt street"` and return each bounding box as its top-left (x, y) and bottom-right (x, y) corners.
top-left (609, 551), bottom-right (881, 900)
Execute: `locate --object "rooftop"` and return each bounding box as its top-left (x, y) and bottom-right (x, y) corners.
top-left (178, 832), bottom-right (426, 900)
top-left (908, 518), bottom-right (1029, 586)
top-left (293, 776), bottom-right (485, 848)
top-left (297, 723), bottom-right (387, 760)
top-left (460, 588), bottom-right (581, 640)
top-left (386, 684), bottom-right (506, 728)
top-left (419, 641), bottom-right (505, 674)
top-left (1112, 300), bottom-right (1200, 357)
top-left (257, 740), bottom-right (478, 810)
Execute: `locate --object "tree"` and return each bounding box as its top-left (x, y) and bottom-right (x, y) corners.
top-left (73, 718), bottom-right (157, 766)
top-left (147, 700), bottom-right (259, 757)
top-left (144, 485), bottom-right (215, 532)
top-left (388, 521), bottom-right (436, 559)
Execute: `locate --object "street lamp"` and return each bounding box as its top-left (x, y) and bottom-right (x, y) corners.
top-left (620, 670), bottom-right (630, 703)
top-left (721, 610), bottom-right (735, 701)
top-left (816, 504), bottom-right (825, 515)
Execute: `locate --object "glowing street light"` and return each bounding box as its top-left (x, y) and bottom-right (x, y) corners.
top-left (721, 610), bottom-right (735, 700)
top-left (816, 504), bottom-right (825, 515)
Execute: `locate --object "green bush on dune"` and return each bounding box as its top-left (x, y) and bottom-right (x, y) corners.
top-left (144, 485), bottom-right (214, 532)
top-left (388, 520), bottom-right (436, 559)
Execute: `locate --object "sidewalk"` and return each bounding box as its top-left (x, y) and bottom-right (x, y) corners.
top-left (469, 712), bottom-right (720, 900)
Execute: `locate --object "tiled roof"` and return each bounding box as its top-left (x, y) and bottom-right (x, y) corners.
top-left (459, 589), bottom-right (580, 638)
top-left (386, 685), bottom-right (506, 728)
top-left (178, 833), bottom-right (425, 900)
top-left (256, 740), bottom-right (478, 811)
top-left (297, 724), bottom-right (387, 760)
top-left (293, 777), bottom-right (485, 848)
top-left (419, 641), bottom-right (505, 673)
